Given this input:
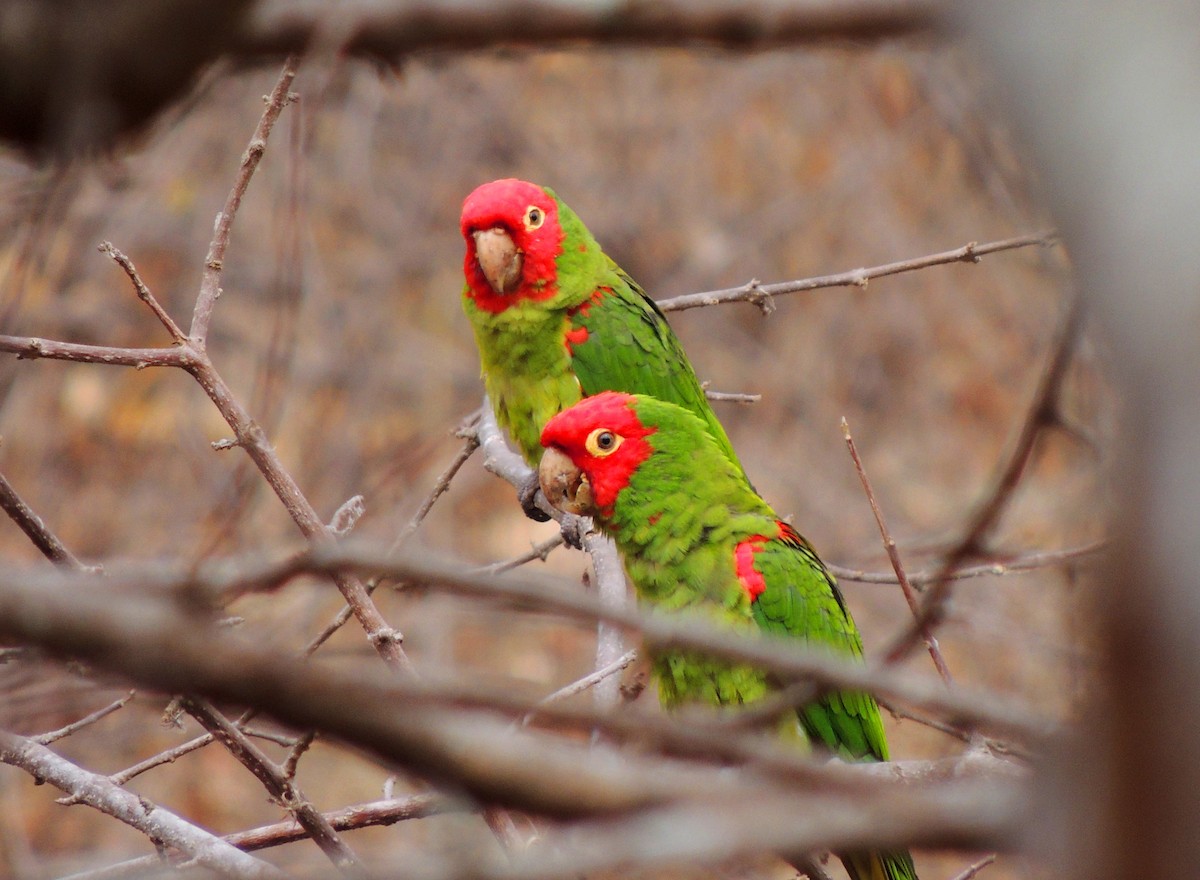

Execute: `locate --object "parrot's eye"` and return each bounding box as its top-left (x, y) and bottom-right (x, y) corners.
top-left (524, 206), bottom-right (545, 231)
top-left (585, 428), bottom-right (622, 457)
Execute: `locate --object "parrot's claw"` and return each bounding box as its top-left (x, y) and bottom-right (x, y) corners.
top-left (559, 514), bottom-right (587, 550)
top-left (517, 472), bottom-right (552, 522)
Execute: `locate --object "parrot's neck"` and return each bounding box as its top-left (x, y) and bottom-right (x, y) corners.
top-left (606, 442), bottom-right (775, 608)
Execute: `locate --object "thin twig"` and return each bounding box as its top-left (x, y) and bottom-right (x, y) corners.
top-left (190, 56), bottom-right (299, 347)
top-left (33, 691), bottom-right (135, 744)
top-left (104, 733), bottom-right (214, 788)
top-left (180, 697), bottom-right (363, 874)
top-left (392, 433), bottom-right (480, 551)
top-left (948, 853), bottom-right (998, 880)
top-left (658, 232), bottom-right (1057, 313)
top-left (65, 793), bottom-right (452, 879)
top-left (825, 540), bottom-right (1106, 586)
top-left (702, 386), bottom-right (762, 404)
top-left (283, 730), bottom-right (316, 781)
top-left (525, 649), bottom-right (639, 724)
top-left (98, 242), bottom-right (186, 342)
top-left (476, 533), bottom-right (565, 575)
top-left (0, 471), bottom-right (91, 570)
top-left (303, 434), bottom-right (481, 656)
top-left (0, 335), bottom-right (187, 368)
top-left (885, 295), bottom-right (1085, 664)
top-left (842, 417), bottom-right (953, 684)
top-left (0, 729), bottom-right (288, 880)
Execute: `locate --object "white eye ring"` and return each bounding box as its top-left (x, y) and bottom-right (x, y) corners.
top-left (524, 205), bottom-right (545, 230)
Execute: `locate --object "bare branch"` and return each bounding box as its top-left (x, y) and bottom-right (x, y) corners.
top-left (842, 417), bottom-right (953, 684)
top-left (244, 0), bottom-right (941, 57)
top-left (33, 691), bottom-right (135, 745)
top-left (190, 56), bottom-right (299, 346)
top-left (0, 729), bottom-right (288, 880)
top-left (527, 649), bottom-right (639, 720)
top-left (394, 433), bottom-right (480, 550)
top-left (657, 232), bottom-right (1058, 312)
top-left (180, 697), bottom-right (363, 873)
top-left (703, 388), bottom-right (762, 404)
top-left (884, 295), bottom-right (1085, 664)
top-left (0, 470), bottom-right (92, 570)
top-left (67, 794), bottom-right (451, 880)
top-left (473, 400), bottom-right (631, 710)
top-left (948, 853), bottom-right (999, 880)
top-left (98, 241), bottom-right (186, 343)
top-left (476, 533), bottom-right (565, 575)
top-left (0, 335), bottom-right (188, 368)
top-left (0, 549), bottom-right (1052, 747)
top-left (825, 540), bottom-right (1106, 586)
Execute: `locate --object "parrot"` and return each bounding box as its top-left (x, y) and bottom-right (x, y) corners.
top-left (460, 178), bottom-right (747, 518)
top-left (538, 391), bottom-right (918, 880)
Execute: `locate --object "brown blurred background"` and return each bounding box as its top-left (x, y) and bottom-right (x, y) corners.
top-left (0, 42), bottom-right (1107, 879)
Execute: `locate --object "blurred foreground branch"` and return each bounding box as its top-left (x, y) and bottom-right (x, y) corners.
top-left (0, 730), bottom-right (288, 880)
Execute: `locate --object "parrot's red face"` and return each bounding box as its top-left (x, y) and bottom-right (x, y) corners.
top-left (461, 179), bottom-right (566, 314)
top-left (538, 392), bottom-right (656, 519)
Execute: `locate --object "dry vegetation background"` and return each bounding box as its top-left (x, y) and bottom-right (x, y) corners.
top-left (0, 32), bottom-right (1109, 880)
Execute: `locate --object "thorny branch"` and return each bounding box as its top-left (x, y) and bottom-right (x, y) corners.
top-left (658, 232), bottom-right (1057, 314)
top-left (826, 540), bottom-right (1104, 586)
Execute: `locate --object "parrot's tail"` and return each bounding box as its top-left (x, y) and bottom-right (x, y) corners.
top-left (841, 848), bottom-right (918, 880)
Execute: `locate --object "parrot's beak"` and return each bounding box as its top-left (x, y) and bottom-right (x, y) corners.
top-left (473, 227), bottom-right (523, 295)
top-left (538, 446), bottom-right (596, 516)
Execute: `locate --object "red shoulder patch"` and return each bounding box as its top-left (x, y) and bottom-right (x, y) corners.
top-left (734, 535), bottom-right (770, 602)
top-left (564, 325), bottom-right (589, 353)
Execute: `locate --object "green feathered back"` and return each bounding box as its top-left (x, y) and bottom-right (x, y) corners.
top-left (600, 396), bottom-right (916, 880)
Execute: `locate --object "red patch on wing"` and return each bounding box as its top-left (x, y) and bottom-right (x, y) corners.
top-left (461, 179), bottom-right (566, 314)
top-left (540, 392), bottom-right (656, 517)
top-left (567, 286), bottom-right (608, 321)
top-left (734, 535), bottom-right (770, 602)
top-left (564, 326), bottom-right (589, 353)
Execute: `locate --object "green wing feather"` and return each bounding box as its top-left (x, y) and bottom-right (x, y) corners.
top-left (604, 396), bottom-right (918, 880)
top-left (567, 258), bottom-right (748, 480)
top-left (747, 527), bottom-right (918, 880)
top-left (748, 525), bottom-right (889, 762)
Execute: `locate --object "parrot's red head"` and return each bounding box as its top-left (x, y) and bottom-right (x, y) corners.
top-left (538, 392), bottom-right (656, 519)
top-left (461, 179), bottom-right (566, 314)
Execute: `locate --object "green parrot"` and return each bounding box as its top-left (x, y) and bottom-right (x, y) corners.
top-left (460, 178), bottom-right (746, 516)
top-left (538, 391), bottom-right (918, 880)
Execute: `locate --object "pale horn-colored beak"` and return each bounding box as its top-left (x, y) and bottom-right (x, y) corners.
top-left (473, 227), bottom-right (523, 294)
top-left (538, 446), bottom-right (596, 517)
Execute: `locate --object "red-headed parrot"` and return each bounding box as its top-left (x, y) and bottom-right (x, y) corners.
top-left (538, 391), bottom-right (918, 880)
top-left (460, 178), bottom-right (746, 516)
